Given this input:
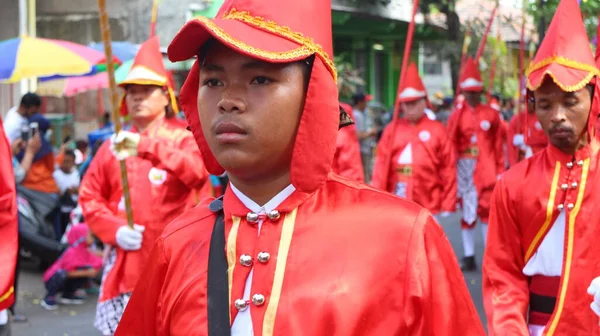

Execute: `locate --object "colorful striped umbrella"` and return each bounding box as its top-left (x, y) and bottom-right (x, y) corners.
top-left (0, 36), bottom-right (117, 82)
top-left (37, 72), bottom-right (109, 97)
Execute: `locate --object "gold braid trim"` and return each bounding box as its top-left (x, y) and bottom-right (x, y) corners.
top-left (526, 55), bottom-right (600, 75)
top-left (197, 16), bottom-right (314, 63)
top-left (220, 8), bottom-right (337, 82)
top-left (526, 55), bottom-right (600, 92)
top-left (526, 70), bottom-right (596, 92)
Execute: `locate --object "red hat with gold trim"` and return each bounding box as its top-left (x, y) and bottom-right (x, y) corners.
top-left (525, 0), bottom-right (599, 92)
top-left (397, 63), bottom-right (428, 103)
top-left (119, 36), bottom-right (179, 116)
top-left (459, 57), bottom-right (484, 92)
top-left (167, 0), bottom-right (339, 193)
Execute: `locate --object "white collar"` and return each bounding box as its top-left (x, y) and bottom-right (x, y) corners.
top-left (229, 183), bottom-right (296, 214)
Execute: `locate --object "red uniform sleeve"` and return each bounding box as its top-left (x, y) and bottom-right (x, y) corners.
top-left (403, 210), bottom-right (486, 335)
top-left (437, 129), bottom-right (457, 212)
top-left (0, 123), bottom-right (17, 311)
top-left (483, 178), bottom-right (529, 335)
top-left (115, 238), bottom-right (169, 336)
top-left (137, 134), bottom-right (208, 188)
top-left (493, 114), bottom-right (506, 175)
top-left (333, 128), bottom-right (364, 183)
top-left (79, 144), bottom-right (126, 245)
top-left (371, 124), bottom-right (393, 192)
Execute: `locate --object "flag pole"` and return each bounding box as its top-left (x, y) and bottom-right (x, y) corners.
top-left (97, 0), bottom-right (135, 229)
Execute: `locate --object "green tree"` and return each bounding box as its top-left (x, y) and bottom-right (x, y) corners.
top-left (527, 0), bottom-right (599, 44)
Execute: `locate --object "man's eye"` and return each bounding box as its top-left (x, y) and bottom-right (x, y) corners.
top-left (251, 76), bottom-right (272, 85)
top-left (204, 79), bottom-right (222, 87)
top-left (564, 99), bottom-right (578, 107)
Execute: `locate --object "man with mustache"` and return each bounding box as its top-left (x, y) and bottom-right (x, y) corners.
top-left (113, 0), bottom-right (484, 335)
top-left (78, 36), bottom-right (208, 336)
top-left (372, 62), bottom-right (456, 219)
top-left (448, 57), bottom-right (505, 272)
top-left (483, 0), bottom-right (600, 334)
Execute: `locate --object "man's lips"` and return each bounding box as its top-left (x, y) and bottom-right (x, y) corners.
top-left (214, 122), bottom-right (248, 143)
top-left (215, 122), bottom-right (247, 135)
top-left (549, 127), bottom-right (573, 137)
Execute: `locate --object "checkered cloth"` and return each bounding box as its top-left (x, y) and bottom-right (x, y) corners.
top-left (457, 158), bottom-right (478, 225)
top-left (94, 249), bottom-right (131, 336)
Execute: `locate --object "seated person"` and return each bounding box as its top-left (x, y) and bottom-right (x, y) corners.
top-left (41, 224), bottom-right (102, 311)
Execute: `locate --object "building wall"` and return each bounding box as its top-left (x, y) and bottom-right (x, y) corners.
top-left (0, 0), bottom-right (20, 116)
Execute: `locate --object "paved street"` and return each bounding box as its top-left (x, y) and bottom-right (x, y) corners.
top-left (11, 212), bottom-right (485, 335)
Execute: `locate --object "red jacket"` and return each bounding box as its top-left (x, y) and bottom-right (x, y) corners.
top-left (448, 103), bottom-right (505, 193)
top-left (371, 117), bottom-right (457, 214)
top-left (332, 103), bottom-right (363, 182)
top-left (115, 173), bottom-right (484, 336)
top-left (0, 118), bottom-right (17, 311)
top-left (484, 142), bottom-right (600, 335)
top-left (79, 116), bottom-right (209, 302)
top-left (507, 112), bottom-right (548, 167)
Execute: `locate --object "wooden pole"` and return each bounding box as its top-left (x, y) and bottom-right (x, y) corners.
top-left (150, 0), bottom-right (159, 38)
top-left (97, 0), bottom-right (134, 228)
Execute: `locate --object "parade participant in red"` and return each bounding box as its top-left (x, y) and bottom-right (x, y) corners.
top-left (483, 0), bottom-right (600, 334)
top-left (506, 101), bottom-right (547, 167)
top-left (448, 57), bottom-right (505, 271)
top-left (114, 0), bottom-right (484, 334)
top-left (79, 36), bottom-right (209, 336)
top-left (372, 63), bottom-right (456, 217)
top-left (332, 102), bottom-right (364, 182)
top-left (489, 96), bottom-right (510, 169)
top-left (0, 117), bottom-right (18, 335)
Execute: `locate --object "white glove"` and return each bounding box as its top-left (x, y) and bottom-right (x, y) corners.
top-left (587, 277), bottom-right (600, 317)
top-left (439, 211), bottom-right (452, 218)
top-left (115, 224), bottom-right (145, 251)
top-left (110, 131), bottom-right (141, 161)
top-left (513, 134), bottom-right (525, 147)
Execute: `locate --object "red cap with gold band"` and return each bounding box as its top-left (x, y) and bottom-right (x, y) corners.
top-left (397, 63), bottom-right (428, 103)
top-left (525, 0), bottom-right (599, 92)
top-left (526, 0), bottom-right (600, 138)
top-left (167, 0), bottom-right (339, 193)
top-left (459, 57), bottom-right (484, 92)
top-left (119, 36), bottom-right (179, 117)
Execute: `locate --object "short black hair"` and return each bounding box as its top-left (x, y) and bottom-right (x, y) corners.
top-left (20, 93), bottom-right (41, 108)
top-left (64, 149), bottom-right (76, 159)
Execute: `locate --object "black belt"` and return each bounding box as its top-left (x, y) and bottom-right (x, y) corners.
top-left (529, 292), bottom-right (556, 315)
top-left (207, 197), bottom-right (231, 336)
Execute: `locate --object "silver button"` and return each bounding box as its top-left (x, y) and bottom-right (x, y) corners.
top-left (267, 210), bottom-right (280, 221)
top-left (252, 294), bottom-right (265, 306)
top-left (577, 160), bottom-right (584, 167)
top-left (561, 183), bottom-right (568, 190)
top-left (246, 212), bottom-right (259, 223)
top-left (567, 203), bottom-right (574, 210)
top-left (240, 254), bottom-right (253, 267)
top-left (557, 204), bottom-right (564, 210)
top-left (571, 182), bottom-right (578, 189)
top-left (235, 299), bottom-right (248, 311)
top-left (257, 252), bottom-right (271, 264)
top-left (566, 162), bottom-right (574, 169)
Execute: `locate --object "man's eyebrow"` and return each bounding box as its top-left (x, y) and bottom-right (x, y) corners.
top-left (200, 63), bottom-right (224, 72)
top-left (241, 60), bottom-right (273, 70)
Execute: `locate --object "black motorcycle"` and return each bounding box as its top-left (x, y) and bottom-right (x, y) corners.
top-left (16, 186), bottom-right (66, 267)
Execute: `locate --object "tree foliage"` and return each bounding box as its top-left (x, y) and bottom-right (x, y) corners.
top-left (527, 0), bottom-right (599, 43)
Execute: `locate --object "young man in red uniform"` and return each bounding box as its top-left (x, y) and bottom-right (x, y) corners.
top-left (114, 1), bottom-right (484, 335)
top-left (506, 100), bottom-right (547, 167)
top-left (483, 0), bottom-right (600, 334)
top-left (372, 63), bottom-right (456, 218)
top-left (448, 57), bottom-right (505, 271)
top-left (332, 103), bottom-right (364, 182)
top-left (0, 118), bottom-right (18, 336)
top-left (79, 36), bottom-right (209, 336)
